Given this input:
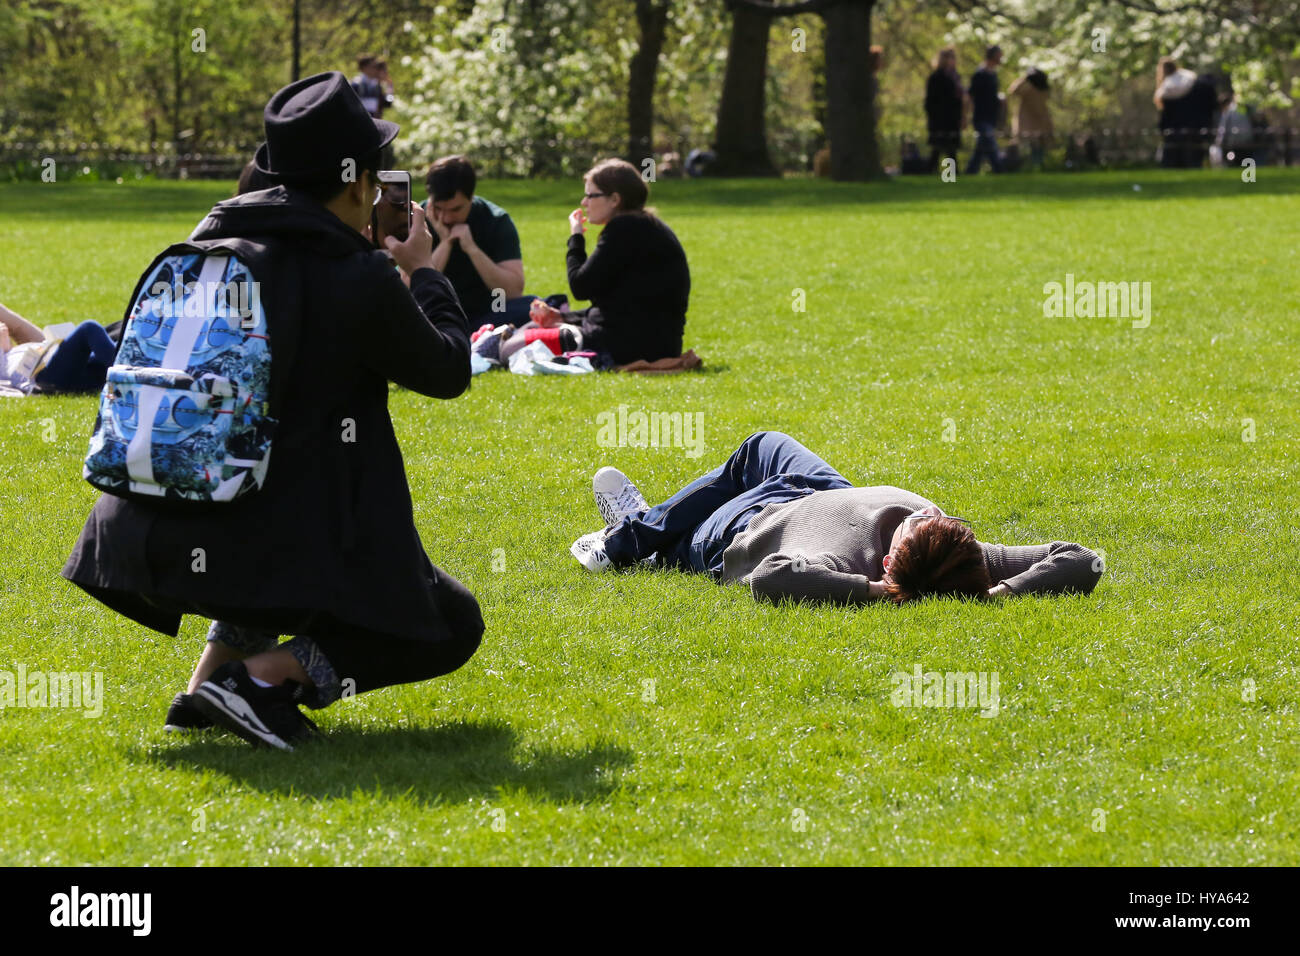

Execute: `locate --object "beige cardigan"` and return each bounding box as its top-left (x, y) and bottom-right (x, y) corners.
top-left (1007, 77), bottom-right (1054, 141)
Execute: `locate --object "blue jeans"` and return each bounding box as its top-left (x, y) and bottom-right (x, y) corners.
top-left (965, 121), bottom-right (1002, 174)
top-left (34, 320), bottom-right (115, 392)
top-left (602, 431), bottom-right (852, 576)
top-left (469, 295), bottom-right (537, 330)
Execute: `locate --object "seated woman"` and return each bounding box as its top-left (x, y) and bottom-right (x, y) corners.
top-left (570, 431), bottom-right (1104, 605)
top-left (1, 303), bottom-right (116, 395)
top-left (493, 158), bottom-right (690, 369)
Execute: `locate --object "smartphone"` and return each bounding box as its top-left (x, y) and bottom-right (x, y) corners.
top-left (372, 170), bottom-right (412, 248)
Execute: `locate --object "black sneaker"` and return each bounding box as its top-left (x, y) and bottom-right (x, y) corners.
top-left (191, 661), bottom-right (319, 751)
top-left (163, 692), bottom-right (213, 732)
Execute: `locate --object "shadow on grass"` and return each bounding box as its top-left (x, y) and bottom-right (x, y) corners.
top-left (142, 718), bottom-right (633, 806)
top-left (0, 181), bottom-right (234, 219)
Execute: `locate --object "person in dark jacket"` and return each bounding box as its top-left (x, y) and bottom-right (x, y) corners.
top-left (493, 158), bottom-right (690, 368)
top-left (924, 47), bottom-right (965, 172)
top-left (60, 72), bottom-right (482, 751)
top-left (1154, 57), bottom-right (1218, 168)
top-left (563, 158), bottom-right (690, 366)
top-left (965, 45), bottom-right (1005, 175)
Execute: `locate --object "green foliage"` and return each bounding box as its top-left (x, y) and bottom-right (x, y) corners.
top-left (2, 1), bottom-right (1295, 175)
top-left (400, 0), bottom-right (627, 176)
top-left (397, 1), bottom-right (737, 173)
top-left (946, 0), bottom-right (1299, 115)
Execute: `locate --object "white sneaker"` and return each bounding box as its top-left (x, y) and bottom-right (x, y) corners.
top-left (592, 466), bottom-right (649, 529)
top-left (570, 530), bottom-right (612, 572)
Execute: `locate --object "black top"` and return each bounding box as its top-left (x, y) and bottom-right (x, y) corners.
top-left (1161, 77), bottom-right (1218, 134)
top-left (566, 212), bottom-right (690, 365)
top-left (924, 67), bottom-right (963, 135)
top-left (423, 195), bottom-right (523, 319)
top-left (969, 66), bottom-right (1000, 126)
top-left (61, 186), bottom-right (480, 648)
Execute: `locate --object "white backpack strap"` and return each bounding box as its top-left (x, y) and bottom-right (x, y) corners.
top-left (124, 255), bottom-right (229, 488)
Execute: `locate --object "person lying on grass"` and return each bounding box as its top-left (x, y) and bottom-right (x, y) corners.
top-left (1, 302), bottom-right (117, 395)
top-left (478, 158), bottom-right (690, 370)
top-left (571, 431), bottom-right (1103, 603)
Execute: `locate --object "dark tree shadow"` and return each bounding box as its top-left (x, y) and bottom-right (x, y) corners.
top-left (137, 719), bottom-right (633, 806)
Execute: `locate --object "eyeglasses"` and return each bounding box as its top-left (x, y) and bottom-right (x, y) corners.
top-left (583, 191), bottom-right (606, 200)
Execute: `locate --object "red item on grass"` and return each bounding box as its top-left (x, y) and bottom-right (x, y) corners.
top-left (522, 327), bottom-right (563, 355)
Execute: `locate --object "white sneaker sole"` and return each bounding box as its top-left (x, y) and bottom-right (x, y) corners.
top-left (570, 532), bottom-right (612, 572)
top-left (592, 467), bottom-right (649, 528)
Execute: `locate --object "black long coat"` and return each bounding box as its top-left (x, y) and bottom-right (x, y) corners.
top-left (924, 68), bottom-right (964, 147)
top-left (61, 187), bottom-right (481, 649)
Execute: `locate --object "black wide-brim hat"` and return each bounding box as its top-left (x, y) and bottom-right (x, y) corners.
top-left (253, 71), bottom-right (398, 183)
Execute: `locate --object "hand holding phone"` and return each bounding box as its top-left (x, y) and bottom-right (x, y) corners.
top-left (383, 201), bottom-right (435, 278)
top-left (372, 170), bottom-right (412, 249)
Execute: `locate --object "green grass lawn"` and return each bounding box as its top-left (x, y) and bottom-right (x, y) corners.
top-left (1, 170), bottom-right (1297, 865)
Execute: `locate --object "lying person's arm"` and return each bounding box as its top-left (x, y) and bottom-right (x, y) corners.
top-left (982, 541), bottom-right (1103, 597)
top-left (567, 218), bottom-right (632, 302)
top-left (748, 552), bottom-right (888, 605)
top-left (0, 303), bottom-right (45, 346)
top-left (363, 260), bottom-right (472, 399)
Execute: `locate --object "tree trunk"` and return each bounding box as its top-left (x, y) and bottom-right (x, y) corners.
top-left (171, 11), bottom-right (183, 161)
top-left (713, 0), bottom-right (778, 176)
top-left (821, 0), bottom-right (882, 180)
top-left (292, 0), bottom-right (302, 81)
top-left (628, 0), bottom-right (670, 169)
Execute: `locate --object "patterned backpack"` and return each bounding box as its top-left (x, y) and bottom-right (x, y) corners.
top-left (84, 244), bottom-right (279, 503)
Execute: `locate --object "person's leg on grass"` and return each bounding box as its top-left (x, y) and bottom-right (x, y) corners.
top-left (190, 576), bottom-right (484, 749)
top-left (167, 621), bottom-right (278, 732)
top-left (468, 295), bottom-right (538, 334)
top-left (498, 295), bottom-right (538, 327)
top-left (500, 323), bottom-right (582, 361)
top-left (0, 302), bottom-right (44, 346)
top-left (601, 431), bottom-right (849, 569)
top-left (967, 122), bottom-right (999, 174)
top-left (184, 621), bottom-right (277, 694)
top-left (965, 129), bottom-right (985, 174)
top-left (33, 321), bottom-right (115, 392)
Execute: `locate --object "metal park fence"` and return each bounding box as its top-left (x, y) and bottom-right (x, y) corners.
top-left (1, 126), bottom-right (1294, 183)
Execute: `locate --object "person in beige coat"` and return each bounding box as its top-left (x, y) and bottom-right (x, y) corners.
top-left (1007, 68), bottom-right (1053, 169)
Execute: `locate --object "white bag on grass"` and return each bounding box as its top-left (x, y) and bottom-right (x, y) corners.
top-left (507, 339), bottom-right (593, 376)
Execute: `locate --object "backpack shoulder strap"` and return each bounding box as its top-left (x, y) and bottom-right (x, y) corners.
top-left (179, 237), bottom-right (305, 418)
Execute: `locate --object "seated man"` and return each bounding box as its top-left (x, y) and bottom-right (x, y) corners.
top-left (571, 431), bottom-right (1103, 604)
top-left (420, 154), bottom-right (533, 328)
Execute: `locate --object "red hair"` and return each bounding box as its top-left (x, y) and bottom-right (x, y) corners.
top-left (885, 518), bottom-right (991, 604)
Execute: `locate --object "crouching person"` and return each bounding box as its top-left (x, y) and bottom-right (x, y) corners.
top-left (60, 72), bottom-right (482, 750)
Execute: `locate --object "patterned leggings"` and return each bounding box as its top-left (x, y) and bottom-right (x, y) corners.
top-left (206, 623), bottom-right (342, 709)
